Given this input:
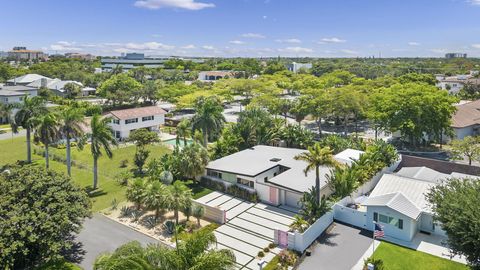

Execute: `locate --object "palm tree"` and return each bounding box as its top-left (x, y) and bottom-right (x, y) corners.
top-left (294, 143), bottom-right (339, 201)
top-left (192, 205), bottom-right (204, 227)
top-left (33, 113), bottom-right (60, 169)
top-left (89, 114), bottom-right (117, 190)
top-left (143, 181), bottom-right (168, 222)
top-left (94, 230), bottom-right (235, 270)
top-left (289, 215), bottom-right (309, 233)
top-left (0, 103), bottom-right (15, 127)
top-left (13, 96), bottom-right (48, 163)
top-left (176, 118), bottom-right (191, 146)
top-left (168, 181), bottom-right (192, 225)
top-left (179, 142), bottom-right (209, 180)
top-left (191, 96), bottom-right (225, 147)
top-left (59, 106), bottom-right (85, 176)
top-left (126, 178), bottom-right (146, 210)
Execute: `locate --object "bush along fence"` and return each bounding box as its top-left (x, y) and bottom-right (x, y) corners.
top-left (273, 156), bottom-right (402, 253)
top-left (200, 176), bottom-right (259, 202)
top-left (274, 211), bottom-right (334, 253)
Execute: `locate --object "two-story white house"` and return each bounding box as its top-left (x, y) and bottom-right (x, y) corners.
top-left (105, 106), bottom-right (166, 140)
top-left (204, 145), bottom-right (363, 208)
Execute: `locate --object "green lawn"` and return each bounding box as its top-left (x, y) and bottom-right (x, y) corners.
top-left (372, 242), bottom-right (469, 270)
top-left (188, 182), bottom-right (213, 199)
top-left (0, 137), bottom-right (171, 211)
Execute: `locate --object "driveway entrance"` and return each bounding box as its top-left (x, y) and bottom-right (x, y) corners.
top-left (197, 191), bottom-right (298, 269)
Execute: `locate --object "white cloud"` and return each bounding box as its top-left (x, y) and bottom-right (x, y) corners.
top-left (430, 48), bottom-right (447, 54)
top-left (278, 47), bottom-right (313, 53)
top-left (240, 33), bottom-right (266, 39)
top-left (468, 0), bottom-right (480, 5)
top-left (472, 44), bottom-right (480, 49)
top-left (134, 0), bottom-right (214, 10)
top-left (229, 40), bottom-right (246, 45)
top-left (202, 45), bottom-right (215, 50)
top-left (181, 44), bottom-right (196, 49)
top-left (125, 41), bottom-right (174, 50)
top-left (262, 15), bottom-right (267, 19)
top-left (340, 49), bottom-right (358, 55)
top-left (318, 37), bottom-right (346, 44)
top-left (275, 38), bottom-right (302, 44)
top-left (50, 41), bottom-right (82, 52)
top-left (408, 42), bottom-right (420, 46)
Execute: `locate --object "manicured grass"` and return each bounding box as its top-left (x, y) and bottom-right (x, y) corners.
top-left (372, 242), bottom-right (468, 270)
top-left (0, 137), bottom-right (171, 212)
top-left (188, 182), bottom-right (214, 199)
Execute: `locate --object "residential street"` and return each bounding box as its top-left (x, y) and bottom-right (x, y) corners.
top-left (76, 214), bottom-right (160, 270)
top-left (0, 129), bottom-right (25, 140)
top-left (298, 222), bottom-right (373, 270)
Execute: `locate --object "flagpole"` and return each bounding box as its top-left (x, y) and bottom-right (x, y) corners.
top-left (372, 221), bottom-right (376, 261)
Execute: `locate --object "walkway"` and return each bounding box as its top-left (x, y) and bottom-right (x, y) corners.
top-left (197, 191), bottom-right (297, 269)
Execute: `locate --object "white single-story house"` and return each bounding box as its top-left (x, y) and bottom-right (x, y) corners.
top-left (6, 73), bottom-right (50, 86)
top-left (363, 167), bottom-right (479, 242)
top-left (197, 71), bottom-right (234, 82)
top-left (205, 145), bottom-right (363, 208)
top-left (106, 106), bottom-right (166, 140)
top-left (449, 99), bottom-right (480, 140)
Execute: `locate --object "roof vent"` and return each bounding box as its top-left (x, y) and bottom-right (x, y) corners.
top-left (270, 158), bottom-right (281, 162)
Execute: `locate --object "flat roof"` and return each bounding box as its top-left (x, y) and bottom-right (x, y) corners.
top-left (207, 145), bottom-right (362, 193)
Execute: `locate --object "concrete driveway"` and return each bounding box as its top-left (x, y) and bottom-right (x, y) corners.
top-left (77, 214), bottom-right (159, 270)
top-left (298, 222), bottom-right (373, 270)
top-left (197, 191), bottom-right (297, 269)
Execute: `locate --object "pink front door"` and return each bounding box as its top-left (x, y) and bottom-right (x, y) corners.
top-left (269, 186), bottom-right (278, 205)
top-left (277, 230), bottom-right (288, 248)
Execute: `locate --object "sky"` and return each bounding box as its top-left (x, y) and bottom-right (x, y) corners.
top-left (0, 0), bottom-right (480, 58)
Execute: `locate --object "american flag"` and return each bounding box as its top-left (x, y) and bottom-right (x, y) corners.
top-left (374, 223), bottom-right (384, 238)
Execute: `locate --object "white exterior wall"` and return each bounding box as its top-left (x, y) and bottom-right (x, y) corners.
top-left (453, 126), bottom-right (474, 140)
top-left (436, 81), bottom-right (464, 94)
top-left (366, 206), bottom-right (417, 242)
top-left (109, 114), bottom-right (165, 139)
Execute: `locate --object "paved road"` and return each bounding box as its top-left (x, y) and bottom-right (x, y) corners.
top-left (77, 214), bottom-right (160, 270)
top-left (298, 222), bottom-right (372, 270)
top-left (0, 129), bottom-right (25, 140)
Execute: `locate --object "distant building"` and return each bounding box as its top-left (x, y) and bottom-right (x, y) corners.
top-left (6, 74), bottom-right (95, 97)
top-left (450, 99), bottom-right (480, 140)
top-left (197, 71), bottom-right (234, 81)
top-left (286, 62), bottom-right (312, 73)
top-left (106, 106), bottom-right (166, 140)
top-left (101, 53), bottom-right (169, 72)
top-left (0, 51), bottom-right (8, 58)
top-left (8, 47), bottom-right (46, 61)
top-left (445, 53), bottom-right (467, 59)
top-left (101, 53), bottom-right (204, 72)
top-left (436, 71), bottom-right (480, 94)
top-left (65, 53), bottom-right (96, 61)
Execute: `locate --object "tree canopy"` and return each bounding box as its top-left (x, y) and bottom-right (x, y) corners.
top-left (0, 165), bottom-right (91, 269)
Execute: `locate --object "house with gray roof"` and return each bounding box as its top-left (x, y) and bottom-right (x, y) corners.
top-left (205, 145), bottom-right (363, 208)
top-left (362, 167), bottom-right (478, 241)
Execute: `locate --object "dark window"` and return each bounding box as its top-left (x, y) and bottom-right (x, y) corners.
top-left (373, 212), bottom-right (378, 222)
top-left (142, 115), bottom-right (154, 121)
top-left (264, 177), bottom-right (268, 181)
top-left (249, 181), bottom-right (254, 188)
top-left (125, 118), bottom-right (138, 124)
top-left (398, 219), bottom-right (403, 230)
top-left (112, 119), bottom-right (120, 125)
top-left (274, 172), bottom-right (277, 176)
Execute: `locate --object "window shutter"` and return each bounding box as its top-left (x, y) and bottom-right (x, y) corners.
top-left (399, 219), bottom-right (403, 229)
top-left (373, 212), bottom-right (378, 222)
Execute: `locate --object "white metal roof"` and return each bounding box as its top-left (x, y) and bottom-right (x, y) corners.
top-left (7, 74), bottom-right (51, 84)
top-left (364, 192), bottom-right (421, 220)
top-left (206, 145), bottom-right (362, 193)
top-left (396, 166), bottom-right (450, 184)
top-left (365, 174), bottom-right (436, 217)
top-left (335, 149), bottom-right (365, 165)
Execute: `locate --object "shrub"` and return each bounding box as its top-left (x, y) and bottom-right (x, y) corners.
top-left (268, 243), bottom-right (276, 249)
top-left (363, 258), bottom-right (384, 270)
top-left (164, 220), bottom-right (175, 234)
top-left (119, 159), bottom-right (129, 168)
top-left (263, 247), bottom-right (270, 253)
top-left (110, 198), bottom-right (118, 210)
top-left (257, 251), bottom-right (265, 258)
top-left (120, 206), bottom-right (135, 218)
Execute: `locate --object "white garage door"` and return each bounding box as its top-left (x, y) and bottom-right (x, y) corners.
top-left (285, 191), bottom-right (301, 208)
